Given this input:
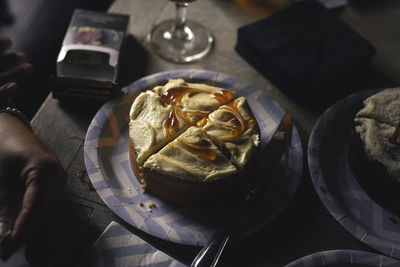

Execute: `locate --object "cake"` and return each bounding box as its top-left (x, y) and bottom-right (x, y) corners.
top-left (349, 88), bottom-right (400, 213)
top-left (128, 79), bottom-right (260, 204)
top-left (129, 90), bottom-right (175, 165)
top-left (202, 97), bottom-right (260, 171)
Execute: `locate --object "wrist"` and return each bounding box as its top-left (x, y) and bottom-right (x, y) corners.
top-left (0, 107), bottom-right (32, 131)
top-left (0, 100), bottom-right (14, 111)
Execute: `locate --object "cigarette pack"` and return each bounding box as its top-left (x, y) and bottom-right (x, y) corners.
top-left (52, 9), bottom-right (129, 100)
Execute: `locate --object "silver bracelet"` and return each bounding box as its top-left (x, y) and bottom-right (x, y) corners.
top-left (0, 107), bottom-right (32, 131)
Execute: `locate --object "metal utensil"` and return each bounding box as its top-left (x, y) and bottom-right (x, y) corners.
top-left (191, 113), bottom-right (293, 267)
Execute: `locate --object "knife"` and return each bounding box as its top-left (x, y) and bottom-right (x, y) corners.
top-left (190, 112), bottom-right (292, 267)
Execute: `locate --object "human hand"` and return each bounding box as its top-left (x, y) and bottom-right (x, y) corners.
top-left (0, 110), bottom-right (66, 261)
top-left (0, 37), bottom-right (32, 86)
top-left (0, 82), bottom-right (18, 108)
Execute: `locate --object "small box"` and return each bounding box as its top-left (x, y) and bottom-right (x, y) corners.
top-left (52, 9), bottom-right (129, 100)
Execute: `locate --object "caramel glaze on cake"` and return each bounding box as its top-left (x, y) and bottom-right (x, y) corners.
top-left (202, 97), bottom-right (260, 171)
top-left (129, 135), bottom-right (238, 205)
top-left (129, 79), bottom-right (260, 205)
top-left (129, 79), bottom-right (237, 165)
top-left (131, 127), bottom-right (242, 205)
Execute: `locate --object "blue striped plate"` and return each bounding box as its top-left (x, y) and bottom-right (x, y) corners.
top-left (308, 89), bottom-right (400, 259)
top-left (84, 69), bottom-right (303, 246)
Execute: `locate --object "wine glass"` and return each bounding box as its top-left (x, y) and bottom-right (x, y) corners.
top-left (148, 0), bottom-right (213, 63)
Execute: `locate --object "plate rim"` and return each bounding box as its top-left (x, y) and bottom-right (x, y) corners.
top-left (285, 249), bottom-right (400, 266)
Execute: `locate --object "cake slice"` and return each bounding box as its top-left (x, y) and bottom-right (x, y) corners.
top-left (140, 126), bottom-right (239, 204)
top-left (143, 126), bottom-right (237, 182)
top-left (202, 97), bottom-right (260, 171)
top-left (129, 90), bottom-right (189, 165)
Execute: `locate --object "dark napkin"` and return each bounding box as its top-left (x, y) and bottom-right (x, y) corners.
top-left (235, 0), bottom-right (376, 110)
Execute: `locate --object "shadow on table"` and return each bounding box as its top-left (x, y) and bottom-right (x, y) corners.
top-left (118, 34), bottom-right (149, 88)
top-left (216, 169), bottom-right (375, 266)
top-left (24, 199), bottom-right (94, 267)
top-left (291, 65), bottom-right (397, 111)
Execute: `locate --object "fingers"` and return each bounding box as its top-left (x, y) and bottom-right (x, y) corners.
top-left (0, 177), bottom-right (42, 261)
top-left (0, 38), bottom-right (12, 53)
top-left (0, 52), bottom-right (28, 72)
top-left (0, 82), bottom-right (18, 106)
top-left (0, 207), bottom-right (16, 261)
top-left (0, 37), bottom-right (33, 85)
top-left (0, 187), bottom-right (17, 239)
top-left (0, 157), bottom-right (66, 261)
top-left (0, 62), bottom-right (33, 85)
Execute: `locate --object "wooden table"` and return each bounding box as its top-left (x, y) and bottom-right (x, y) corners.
top-left (28, 0), bottom-right (400, 266)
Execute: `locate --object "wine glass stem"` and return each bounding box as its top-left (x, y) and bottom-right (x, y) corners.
top-left (171, 3), bottom-right (193, 41)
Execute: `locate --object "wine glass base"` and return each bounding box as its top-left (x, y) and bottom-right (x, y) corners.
top-left (148, 19), bottom-right (213, 63)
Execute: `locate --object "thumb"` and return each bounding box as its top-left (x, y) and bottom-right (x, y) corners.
top-left (0, 163), bottom-right (58, 261)
top-left (0, 208), bottom-right (16, 242)
top-left (0, 187), bottom-right (17, 261)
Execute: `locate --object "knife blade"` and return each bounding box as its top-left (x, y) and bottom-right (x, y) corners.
top-left (191, 112), bottom-right (292, 267)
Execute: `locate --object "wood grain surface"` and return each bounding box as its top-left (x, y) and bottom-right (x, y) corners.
top-left (29, 0), bottom-right (400, 266)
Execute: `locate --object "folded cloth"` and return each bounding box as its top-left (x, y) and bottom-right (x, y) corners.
top-left (235, 0), bottom-right (375, 110)
top-left (296, 0), bottom-right (348, 9)
top-left (85, 221), bottom-right (186, 267)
